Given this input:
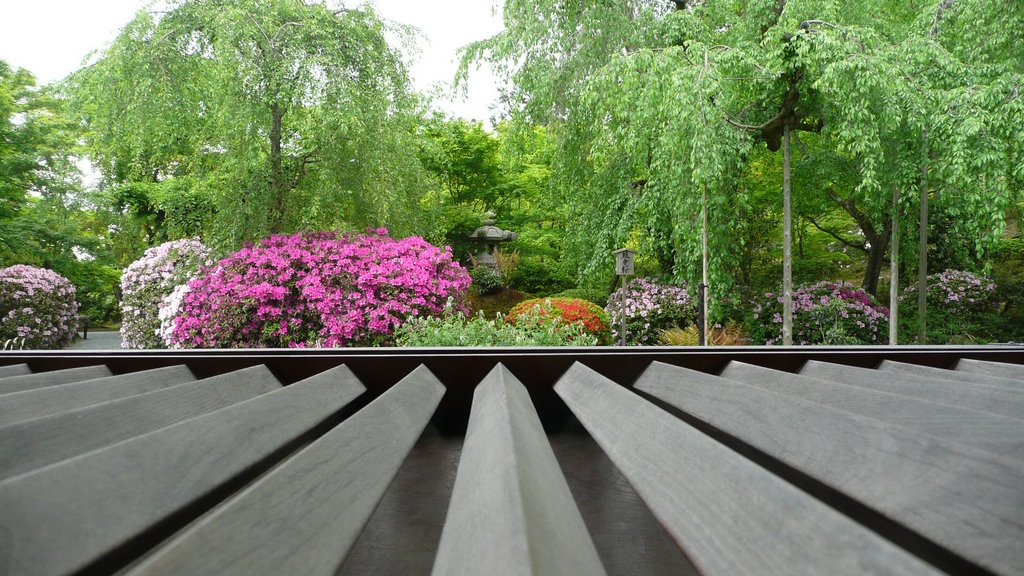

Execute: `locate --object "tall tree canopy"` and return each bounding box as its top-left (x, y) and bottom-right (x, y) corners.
top-left (66, 0), bottom-right (431, 248)
top-left (463, 0), bottom-right (1022, 306)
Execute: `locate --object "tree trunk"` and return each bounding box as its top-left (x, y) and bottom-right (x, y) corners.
top-left (702, 183), bottom-right (710, 346)
top-left (269, 102), bottom-right (285, 233)
top-left (889, 180), bottom-right (900, 345)
top-left (782, 124), bottom-right (793, 345)
top-left (918, 130), bottom-right (929, 343)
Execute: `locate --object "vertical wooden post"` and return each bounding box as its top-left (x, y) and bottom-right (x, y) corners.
top-left (918, 130), bottom-right (928, 344)
top-left (702, 183), bottom-right (710, 346)
top-left (889, 180), bottom-right (900, 346)
top-left (782, 124), bottom-right (793, 346)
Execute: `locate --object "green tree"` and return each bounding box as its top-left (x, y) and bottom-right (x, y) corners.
top-left (67, 0), bottom-right (431, 249)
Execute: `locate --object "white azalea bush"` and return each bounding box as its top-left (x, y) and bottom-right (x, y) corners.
top-left (0, 265), bottom-right (79, 349)
top-left (119, 239), bottom-right (212, 349)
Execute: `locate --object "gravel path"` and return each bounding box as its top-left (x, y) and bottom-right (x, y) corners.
top-left (67, 330), bottom-right (123, 350)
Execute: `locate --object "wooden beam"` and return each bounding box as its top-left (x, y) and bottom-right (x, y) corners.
top-left (556, 362), bottom-right (939, 576)
top-left (0, 365), bottom-right (280, 481)
top-left (0, 363), bottom-right (30, 378)
top-left (0, 365), bottom-right (111, 395)
top-left (799, 360), bottom-right (1024, 421)
top-left (432, 364), bottom-right (605, 576)
top-left (880, 360), bottom-right (1023, 390)
top-left (956, 358), bottom-right (1024, 381)
top-left (636, 361), bottom-right (1024, 575)
top-left (720, 361), bottom-right (1024, 460)
top-left (0, 365), bottom-right (196, 426)
top-left (0, 365), bottom-right (365, 576)
top-left (128, 365), bottom-right (436, 576)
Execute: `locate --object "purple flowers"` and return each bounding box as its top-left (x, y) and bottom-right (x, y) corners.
top-left (751, 281), bottom-right (889, 345)
top-left (0, 265), bottom-right (78, 349)
top-left (605, 278), bottom-right (696, 345)
top-left (120, 239), bottom-right (213, 349)
top-left (169, 229), bottom-right (471, 348)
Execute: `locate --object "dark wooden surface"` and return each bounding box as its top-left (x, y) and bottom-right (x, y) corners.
top-left (880, 360), bottom-right (1024, 390)
top-left (0, 365), bottom-right (280, 481)
top-left (557, 362), bottom-right (939, 576)
top-left (0, 364), bottom-right (111, 394)
top-left (0, 365), bottom-right (365, 576)
top-left (799, 360), bottom-right (1024, 420)
top-left (720, 361), bottom-right (1024, 460)
top-left (0, 365), bottom-right (195, 426)
top-left (957, 358), bottom-right (1024, 381)
top-left (128, 366), bottom-right (436, 576)
top-left (636, 361), bottom-right (1024, 576)
top-left (0, 349), bottom-right (1022, 575)
top-left (432, 364), bottom-right (605, 576)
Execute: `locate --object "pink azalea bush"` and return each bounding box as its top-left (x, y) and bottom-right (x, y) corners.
top-left (0, 265), bottom-right (78, 349)
top-left (605, 278), bottom-right (696, 345)
top-left (750, 281), bottom-right (889, 345)
top-left (898, 270), bottom-right (998, 343)
top-left (120, 239), bottom-right (213, 349)
top-left (169, 229), bottom-right (471, 348)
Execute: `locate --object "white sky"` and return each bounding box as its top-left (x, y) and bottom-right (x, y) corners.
top-left (0, 0), bottom-right (506, 123)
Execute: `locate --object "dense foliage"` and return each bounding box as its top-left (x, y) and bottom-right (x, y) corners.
top-left (0, 265), bottom-right (78, 349)
top-left (506, 297), bottom-right (612, 344)
top-left (66, 0), bottom-right (430, 250)
top-left (898, 270), bottom-right (999, 344)
top-left (170, 230), bottom-right (470, 348)
top-left (120, 239), bottom-right (213, 349)
top-left (605, 278), bottom-right (696, 345)
top-left (395, 302), bottom-right (598, 347)
top-left (750, 281), bottom-right (889, 345)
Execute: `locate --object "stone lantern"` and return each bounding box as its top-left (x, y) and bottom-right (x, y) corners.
top-left (468, 214), bottom-right (517, 269)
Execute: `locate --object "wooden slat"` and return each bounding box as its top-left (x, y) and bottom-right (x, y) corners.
top-left (636, 361), bottom-right (1024, 576)
top-left (0, 364), bottom-right (111, 395)
top-left (432, 364), bottom-right (605, 576)
top-left (555, 363), bottom-right (940, 576)
top-left (799, 360), bottom-right (1024, 421)
top-left (0, 365), bottom-right (366, 576)
top-left (957, 358), bottom-right (1024, 381)
top-left (720, 361), bottom-right (1024, 460)
top-left (0, 365), bottom-right (280, 481)
top-left (0, 363), bottom-right (30, 378)
top-left (0, 365), bottom-right (196, 426)
top-left (879, 360), bottom-right (1023, 390)
top-left (128, 365), bottom-right (433, 576)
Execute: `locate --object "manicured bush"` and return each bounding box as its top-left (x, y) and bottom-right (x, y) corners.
top-left (898, 270), bottom-right (999, 344)
top-left (554, 287), bottom-right (609, 308)
top-left (750, 281), bottom-right (889, 345)
top-left (0, 265), bottom-right (78, 349)
top-left (120, 239), bottom-right (213, 349)
top-left (395, 302), bottom-right (598, 346)
top-left (469, 266), bottom-right (503, 295)
top-left (506, 297), bottom-right (612, 344)
top-left (605, 278), bottom-right (696, 345)
top-left (170, 229), bottom-right (470, 348)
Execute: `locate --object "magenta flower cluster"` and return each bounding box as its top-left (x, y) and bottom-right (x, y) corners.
top-left (605, 277), bottom-right (696, 345)
top-left (0, 265), bottom-right (78, 349)
top-left (120, 239), bottom-right (213, 349)
top-left (169, 229), bottom-right (471, 348)
top-left (751, 281), bottom-right (889, 345)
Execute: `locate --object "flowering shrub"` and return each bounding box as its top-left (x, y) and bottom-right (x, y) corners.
top-left (750, 281), bottom-right (889, 345)
top-left (395, 302), bottom-right (598, 346)
top-left (170, 229), bottom-right (470, 348)
top-left (605, 278), bottom-right (696, 345)
top-left (120, 239), bottom-right (213, 349)
top-left (0, 265), bottom-right (78, 349)
top-left (898, 270), bottom-right (999, 344)
top-left (506, 297), bottom-right (612, 344)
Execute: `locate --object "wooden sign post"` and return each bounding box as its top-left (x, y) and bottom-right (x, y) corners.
top-left (613, 249), bottom-right (636, 346)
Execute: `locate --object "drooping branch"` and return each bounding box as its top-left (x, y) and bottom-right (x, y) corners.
top-left (801, 212), bottom-right (868, 252)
